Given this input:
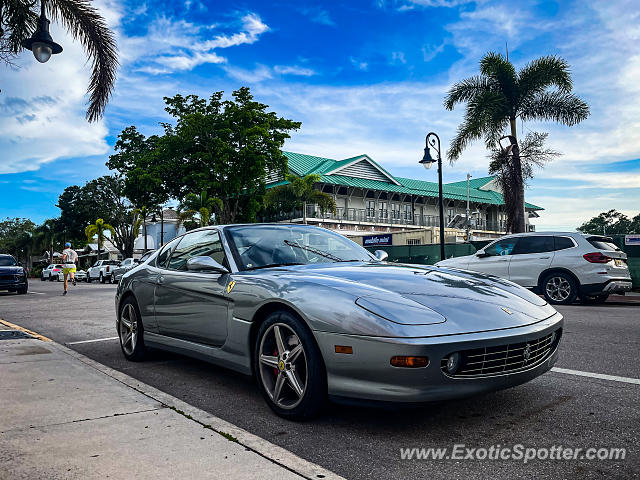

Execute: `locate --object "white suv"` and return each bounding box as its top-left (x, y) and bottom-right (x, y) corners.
top-left (436, 232), bottom-right (632, 305)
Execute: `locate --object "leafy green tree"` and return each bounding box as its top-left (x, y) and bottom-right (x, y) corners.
top-left (0, 218), bottom-right (35, 265)
top-left (108, 87), bottom-right (301, 224)
top-left (178, 190), bottom-right (223, 227)
top-left (578, 210), bottom-right (639, 235)
top-left (0, 0), bottom-right (118, 121)
top-left (85, 218), bottom-right (114, 261)
top-left (445, 53), bottom-right (589, 232)
top-left (264, 174), bottom-right (337, 224)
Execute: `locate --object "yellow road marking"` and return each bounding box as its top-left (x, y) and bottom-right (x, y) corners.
top-left (0, 318), bottom-right (52, 342)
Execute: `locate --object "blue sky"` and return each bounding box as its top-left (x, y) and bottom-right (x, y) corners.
top-left (1, 0), bottom-right (639, 230)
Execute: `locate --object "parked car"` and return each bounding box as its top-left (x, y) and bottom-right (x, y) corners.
top-left (57, 269), bottom-right (86, 282)
top-left (0, 254), bottom-right (28, 294)
top-left (109, 258), bottom-right (140, 283)
top-left (87, 260), bottom-right (120, 283)
top-left (116, 224), bottom-right (563, 420)
top-left (436, 232), bottom-right (632, 305)
top-left (42, 264), bottom-right (63, 281)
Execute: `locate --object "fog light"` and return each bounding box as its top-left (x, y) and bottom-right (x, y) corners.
top-left (446, 353), bottom-right (461, 374)
top-left (390, 356), bottom-right (429, 368)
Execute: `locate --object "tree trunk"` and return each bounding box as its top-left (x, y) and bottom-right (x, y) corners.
top-left (509, 118), bottom-right (526, 233)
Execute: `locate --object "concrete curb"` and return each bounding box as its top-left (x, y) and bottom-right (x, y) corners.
top-left (47, 340), bottom-right (343, 480)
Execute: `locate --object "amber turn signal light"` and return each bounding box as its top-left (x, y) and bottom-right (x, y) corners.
top-left (390, 356), bottom-right (429, 368)
top-left (335, 345), bottom-right (353, 354)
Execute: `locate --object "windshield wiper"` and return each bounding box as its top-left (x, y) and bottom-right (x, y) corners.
top-left (245, 262), bottom-right (304, 271)
top-left (284, 240), bottom-right (345, 262)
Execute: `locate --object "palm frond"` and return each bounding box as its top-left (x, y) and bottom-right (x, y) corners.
top-left (479, 52), bottom-right (517, 104)
top-left (49, 0), bottom-right (118, 122)
top-left (443, 75), bottom-right (490, 110)
top-left (520, 91), bottom-right (590, 126)
top-left (517, 56), bottom-right (572, 105)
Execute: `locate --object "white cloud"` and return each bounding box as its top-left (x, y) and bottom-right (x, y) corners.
top-left (274, 65), bottom-right (316, 76)
top-left (350, 57), bottom-right (369, 71)
top-left (298, 7), bottom-right (335, 26)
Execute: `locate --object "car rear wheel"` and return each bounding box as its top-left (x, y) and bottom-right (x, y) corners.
top-left (254, 311), bottom-right (326, 420)
top-left (580, 294), bottom-right (609, 305)
top-left (542, 272), bottom-right (578, 305)
top-left (118, 297), bottom-right (145, 361)
top-left (41, 275), bottom-right (45, 281)
top-left (99, 273), bottom-right (105, 284)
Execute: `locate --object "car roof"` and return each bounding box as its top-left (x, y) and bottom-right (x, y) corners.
top-left (500, 231), bottom-right (580, 237)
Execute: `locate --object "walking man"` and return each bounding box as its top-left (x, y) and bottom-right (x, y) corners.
top-left (61, 242), bottom-right (78, 296)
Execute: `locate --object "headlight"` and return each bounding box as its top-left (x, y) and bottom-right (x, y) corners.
top-left (355, 295), bottom-right (446, 326)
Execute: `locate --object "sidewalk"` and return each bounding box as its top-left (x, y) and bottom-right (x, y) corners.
top-left (0, 330), bottom-right (341, 480)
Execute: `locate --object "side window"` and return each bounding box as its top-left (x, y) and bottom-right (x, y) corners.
top-left (512, 236), bottom-right (554, 255)
top-left (167, 230), bottom-right (227, 272)
top-left (484, 238), bottom-right (518, 256)
top-left (554, 236), bottom-right (575, 251)
top-left (156, 237), bottom-right (181, 269)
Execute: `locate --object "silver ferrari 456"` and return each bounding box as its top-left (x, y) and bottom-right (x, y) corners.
top-left (115, 224), bottom-right (563, 420)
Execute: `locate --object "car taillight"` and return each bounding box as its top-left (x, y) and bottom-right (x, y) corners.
top-left (106, 266), bottom-right (110, 272)
top-left (583, 252), bottom-right (612, 263)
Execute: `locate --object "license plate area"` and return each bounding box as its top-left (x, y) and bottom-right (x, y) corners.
top-left (614, 259), bottom-right (624, 267)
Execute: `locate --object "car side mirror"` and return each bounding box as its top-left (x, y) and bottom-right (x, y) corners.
top-left (476, 250), bottom-right (489, 258)
top-left (374, 250), bottom-right (388, 262)
top-left (187, 256), bottom-right (228, 273)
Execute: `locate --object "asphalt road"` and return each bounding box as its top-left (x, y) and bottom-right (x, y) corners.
top-left (1, 281), bottom-right (639, 479)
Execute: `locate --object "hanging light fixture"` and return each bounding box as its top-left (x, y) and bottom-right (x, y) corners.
top-left (21, 1), bottom-right (63, 63)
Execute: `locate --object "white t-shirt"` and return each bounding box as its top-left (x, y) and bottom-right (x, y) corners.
top-left (62, 248), bottom-right (78, 267)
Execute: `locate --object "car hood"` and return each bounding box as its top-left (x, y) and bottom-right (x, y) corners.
top-left (0, 266), bottom-right (23, 274)
top-left (271, 262), bottom-right (556, 332)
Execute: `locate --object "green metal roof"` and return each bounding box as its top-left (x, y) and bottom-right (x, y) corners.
top-left (279, 152), bottom-right (543, 211)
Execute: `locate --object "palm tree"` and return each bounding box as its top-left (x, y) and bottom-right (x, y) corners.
top-left (179, 190), bottom-right (223, 228)
top-left (133, 206), bottom-right (152, 252)
top-left (264, 174), bottom-right (337, 224)
top-left (444, 53), bottom-right (589, 232)
top-left (1, 0), bottom-right (118, 122)
top-left (85, 218), bottom-right (114, 261)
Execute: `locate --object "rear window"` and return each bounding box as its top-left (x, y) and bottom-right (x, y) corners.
top-left (103, 260), bottom-right (120, 265)
top-left (587, 237), bottom-right (620, 251)
top-left (554, 237), bottom-right (575, 251)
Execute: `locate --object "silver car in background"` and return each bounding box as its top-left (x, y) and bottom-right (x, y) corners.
top-left (115, 224), bottom-right (563, 420)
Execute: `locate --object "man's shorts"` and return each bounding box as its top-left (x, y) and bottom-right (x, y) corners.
top-left (62, 267), bottom-right (76, 274)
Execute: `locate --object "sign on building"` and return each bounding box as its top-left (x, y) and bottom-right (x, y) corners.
top-left (625, 234), bottom-right (640, 245)
top-left (362, 234), bottom-right (392, 246)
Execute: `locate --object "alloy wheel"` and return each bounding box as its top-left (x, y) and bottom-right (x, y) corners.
top-left (119, 303), bottom-right (138, 356)
top-left (545, 276), bottom-right (571, 302)
top-left (258, 323), bottom-right (308, 410)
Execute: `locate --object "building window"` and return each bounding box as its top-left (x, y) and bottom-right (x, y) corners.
top-left (403, 204), bottom-right (412, 220)
top-left (379, 202), bottom-right (388, 219)
top-left (366, 200), bottom-right (376, 218)
top-left (391, 203), bottom-right (399, 219)
top-left (447, 208), bottom-right (455, 223)
top-left (407, 238), bottom-right (421, 245)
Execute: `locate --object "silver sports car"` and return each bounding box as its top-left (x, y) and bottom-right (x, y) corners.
top-left (115, 224), bottom-right (563, 420)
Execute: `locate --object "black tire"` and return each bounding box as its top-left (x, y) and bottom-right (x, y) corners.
top-left (41, 275), bottom-right (45, 281)
top-left (110, 273), bottom-right (116, 284)
top-left (17, 286), bottom-right (28, 295)
top-left (254, 310), bottom-right (327, 420)
top-left (580, 294), bottom-right (609, 305)
top-left (542, 272), bottom-right (578, 305)
top-left (99, 273), bottom-right (105, 284)
top-left (118, 297), bottom-right (146, 361)
top-left (86, 276), bottom-right (91, 283)
top-left (49, 275), bottom-right (54, 282)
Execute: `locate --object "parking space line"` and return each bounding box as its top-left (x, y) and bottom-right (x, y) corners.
top-left (67, 337), bottom-right (119, 345)
top-left (552, 367), bottom-right (640, 385)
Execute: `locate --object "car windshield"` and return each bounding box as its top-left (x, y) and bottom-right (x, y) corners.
top-left (0, 256), bottom-right (17, 266)
top-left (226, 225), bottom-right (374, 271)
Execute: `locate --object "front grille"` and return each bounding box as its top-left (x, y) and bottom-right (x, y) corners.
top-left (0, 274), bottom-right (16, 282)
top-left (441, 329), bottom-right (561, 378)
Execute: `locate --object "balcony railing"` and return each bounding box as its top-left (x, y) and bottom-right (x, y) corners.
top-left (264, 205), bottom-right (510, 233)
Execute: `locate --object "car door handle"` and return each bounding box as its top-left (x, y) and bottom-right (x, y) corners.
top-left (539, 256), bottom-right (550, 259)
top-left (157, 276), bottom-right (164, 285)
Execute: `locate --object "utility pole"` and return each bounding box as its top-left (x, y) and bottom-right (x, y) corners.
top-left (466, 173), bottom-right (472, 242)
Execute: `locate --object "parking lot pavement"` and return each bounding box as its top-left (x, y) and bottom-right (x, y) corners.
top-left (1, 281), bottom-right (639, 479)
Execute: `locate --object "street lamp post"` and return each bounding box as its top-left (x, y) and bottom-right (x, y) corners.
top-left (420, 132), bottom-right (446, 261)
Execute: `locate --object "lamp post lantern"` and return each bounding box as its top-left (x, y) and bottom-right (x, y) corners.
top-left (420, 132), bottom-right (445, 261)
top-left (21, 1), bottom-right (63, 63)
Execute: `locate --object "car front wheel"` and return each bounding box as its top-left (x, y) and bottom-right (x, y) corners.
top-left (99, 274), bottom-right (105, 284)
top-left (542, 272), bottom-right (578, 305)
top-left (254, 311), bottom-right (326, 420)
top-left (118, 297), bottom-right (145, 361)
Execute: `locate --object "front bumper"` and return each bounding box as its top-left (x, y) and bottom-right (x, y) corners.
top-left (314, 312), bottom-right (563, 403)
top-left (0, 278), bottom-right (27, 291)
top-left (580, 279), bottom-right (633, 296)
